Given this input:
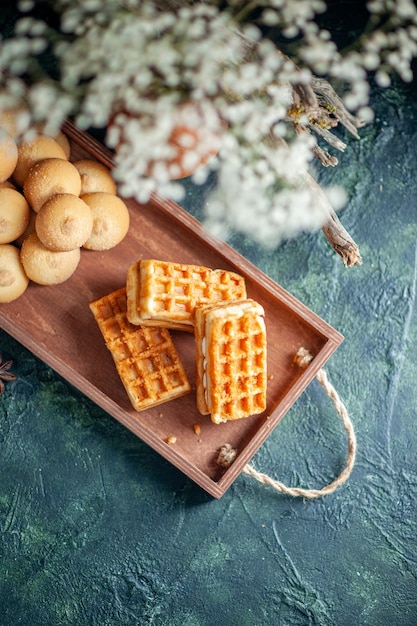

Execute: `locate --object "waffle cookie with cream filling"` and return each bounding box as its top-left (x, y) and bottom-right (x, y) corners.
top-left (195, 298), bottom-right (267, 424)
top-left (126, 259), bottom-right (246, 331)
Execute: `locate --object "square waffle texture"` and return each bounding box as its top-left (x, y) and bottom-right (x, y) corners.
top-left (89, 287), bottom-right (191, 411)
top-left (195, 299), bottom-right (267, 424)
top-left (126, 259), bottom-right (247, 331)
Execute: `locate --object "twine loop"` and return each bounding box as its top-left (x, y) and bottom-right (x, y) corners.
top-left (218, 347), bottom-right (357, 499)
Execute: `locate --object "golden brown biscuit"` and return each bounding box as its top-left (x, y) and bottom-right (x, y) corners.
top-left (0, 188), bottom-right (31, 244)
top-left (33, 124), bottom-right (71, 160)
top-left (13, 134), bottom-right (67, 187)
top-left (126, 259), bottom-right (247, 331)
top-left (0, 243), bottom-right (29, 302)
top-left (72, 159), bottom-right (117, 195)
top-left (0, 132), bottom-right (18, 183)
top-left (195, 299), bottom-right (267, 424)
top-left (35, 193), bottom-right (93, 251)
top-left (81, 192), bottom-right (129, 251)
top-left (20, 231), bottom-right (80, 285)
top-left (53, 131), bottom-right (71, 159)
top-left (89, 287), bottom-right (191, 411)
top-left (24, 158), bottom-right (82, 212)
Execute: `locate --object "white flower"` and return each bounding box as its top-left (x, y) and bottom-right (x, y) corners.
top-left (1, 0), bottom-right (416, 248)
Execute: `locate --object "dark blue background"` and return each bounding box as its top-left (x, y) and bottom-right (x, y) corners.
top-left (1, 2), bottom-right (416, 624)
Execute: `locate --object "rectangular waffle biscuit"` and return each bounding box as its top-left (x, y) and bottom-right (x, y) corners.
top-left (89, 287), bottom-right (191, 411)
top-left (195, 299), bottom-right (267, 424)
top-left (126, 259), bottom-right (247, 331)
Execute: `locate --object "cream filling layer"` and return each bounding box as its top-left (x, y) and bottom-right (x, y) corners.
top-left (201, 334), bottom-right (210, 411)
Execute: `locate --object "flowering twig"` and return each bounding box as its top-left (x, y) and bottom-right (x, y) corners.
top-left (1, 0), bottom-right (416, 261)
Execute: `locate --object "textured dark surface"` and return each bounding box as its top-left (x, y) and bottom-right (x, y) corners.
top-left (1, 5), bottom-right (417, 626)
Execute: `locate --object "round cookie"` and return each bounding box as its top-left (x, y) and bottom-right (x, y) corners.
top-left (74, 159), bottom-right (116, 195)
top-left (53, 131), bottom-right (71, 160)
top-left (24, 158), bottom-right (82, 212)
top-left (20, 232), bottom-right (80, 285)
top-left (33, 123), bottom-right (71, 160)
top-left (0, 132), bottom-right (18, 183)
top-left (13, 134), bottom-right (67, 187)
top-left (36, 193), bottom-right (93, 251)
top-left (73, 159), bottom-right (117, 195)
top-left (0, 243), bottom-right (29, 302)
top-left (81, 192), bottom-right (130, 251)
top-left (0, 188), bottom-right (31, 244)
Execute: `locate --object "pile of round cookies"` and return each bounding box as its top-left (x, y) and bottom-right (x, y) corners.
top-left (0, 110), bottom-right (130, 303)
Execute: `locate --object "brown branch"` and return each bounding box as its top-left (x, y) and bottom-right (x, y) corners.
top-left (322, 208), bottom-right (362, 267)
top-left (302, 171), bottom-right (362, 267)
top-left (310, 77), bottom-right (365, 139)
top-left (146, 7), bottom-right (364, 267)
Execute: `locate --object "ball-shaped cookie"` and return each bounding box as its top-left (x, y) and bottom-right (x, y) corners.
top-left (0, 243), bottom-right (29, 302)
top-left (72, 159), bottom-right (117, 195)
top-left (0, 132), bottom-right (18, 183)
top-left (24, 158), bottom-right (82, 212)
top-left (0, 188), bottom-right (31, 244)
top-left (81, 192), bottom-right (130, 251)
top-left (33, 123), bottom-right (71, 160)
top-left (35, 193), bottom-right (93, 251)
top-left (20, 232), bottom-right (80, 285)
top-left (13, 134), bottom-right (67, 187)
top-left (53, 131), bottom-right (71, 160)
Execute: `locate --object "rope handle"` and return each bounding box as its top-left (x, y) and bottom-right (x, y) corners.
top-left (217, 347), bottom-right (357, 499)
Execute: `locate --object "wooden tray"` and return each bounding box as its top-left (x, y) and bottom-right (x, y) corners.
top-left (0, 121), bottom-right (343, 498)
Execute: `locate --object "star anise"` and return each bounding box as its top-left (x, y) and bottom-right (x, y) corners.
top-left (0, 355), bottom-right (17, 394)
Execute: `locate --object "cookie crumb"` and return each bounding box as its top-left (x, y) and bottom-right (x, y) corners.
top-left (216, 443), bottom-right (237, 468)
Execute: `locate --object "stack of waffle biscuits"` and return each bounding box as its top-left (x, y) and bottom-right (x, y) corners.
top-left (90, 259), bottom-right (267, 422)
top-left (126, 259), bottom-right (246, 331)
